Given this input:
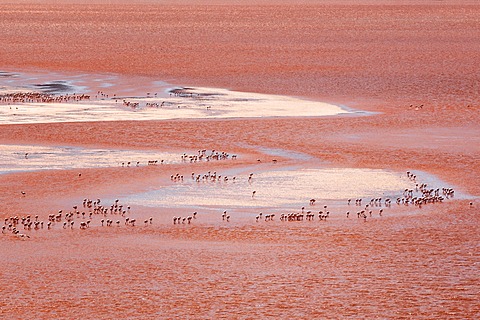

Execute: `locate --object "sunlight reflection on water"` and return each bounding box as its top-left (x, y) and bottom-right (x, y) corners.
top-left (0, 144), bottom-right (182, 173)
top-left (123, 167), bottom-right (416, 210)
top-left (0, 71), bottom-right (357, 124)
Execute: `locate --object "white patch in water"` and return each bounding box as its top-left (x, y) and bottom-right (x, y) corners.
top-left (123, 167), bottom-right (416, 210)
top-left (0, 144), bottom-right (183, 174)
top-left (0, 71), bottom-right (353, 124)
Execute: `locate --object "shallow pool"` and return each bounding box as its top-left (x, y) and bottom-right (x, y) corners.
top-left (0, 144), bottom-right (184, 174)
top-left (0, 70), bottom-right (360, 124)
top-left (121, 167), bottom-right (419, 210)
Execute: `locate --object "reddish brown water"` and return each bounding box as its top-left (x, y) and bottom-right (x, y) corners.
top-left (1, 204), bottom-right (479, 319)
top-left (1, 2), bottom-right (479, 106)
top-left (0, 1), bottom-right (479, 319)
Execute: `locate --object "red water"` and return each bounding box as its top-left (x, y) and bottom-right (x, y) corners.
top-left (1, 204), bottom-right (478, 319)
top-left (1, 2), bottom-right (479, 105)
top-left (0, 2), bottom-right (479, 319)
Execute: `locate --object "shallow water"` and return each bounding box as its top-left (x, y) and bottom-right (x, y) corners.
top-left (0, 70), bottom-right (131, 96)
top-left (0, 144), bottom-right (183, 174)
top-left (0, 70), bottom-right (354, 124)
top-left (122, 167), bottom-right (418, 211)
top-left (1, 4), bottom-right (479, 319)
top-left (248, 146), bottom-right (316, 161)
